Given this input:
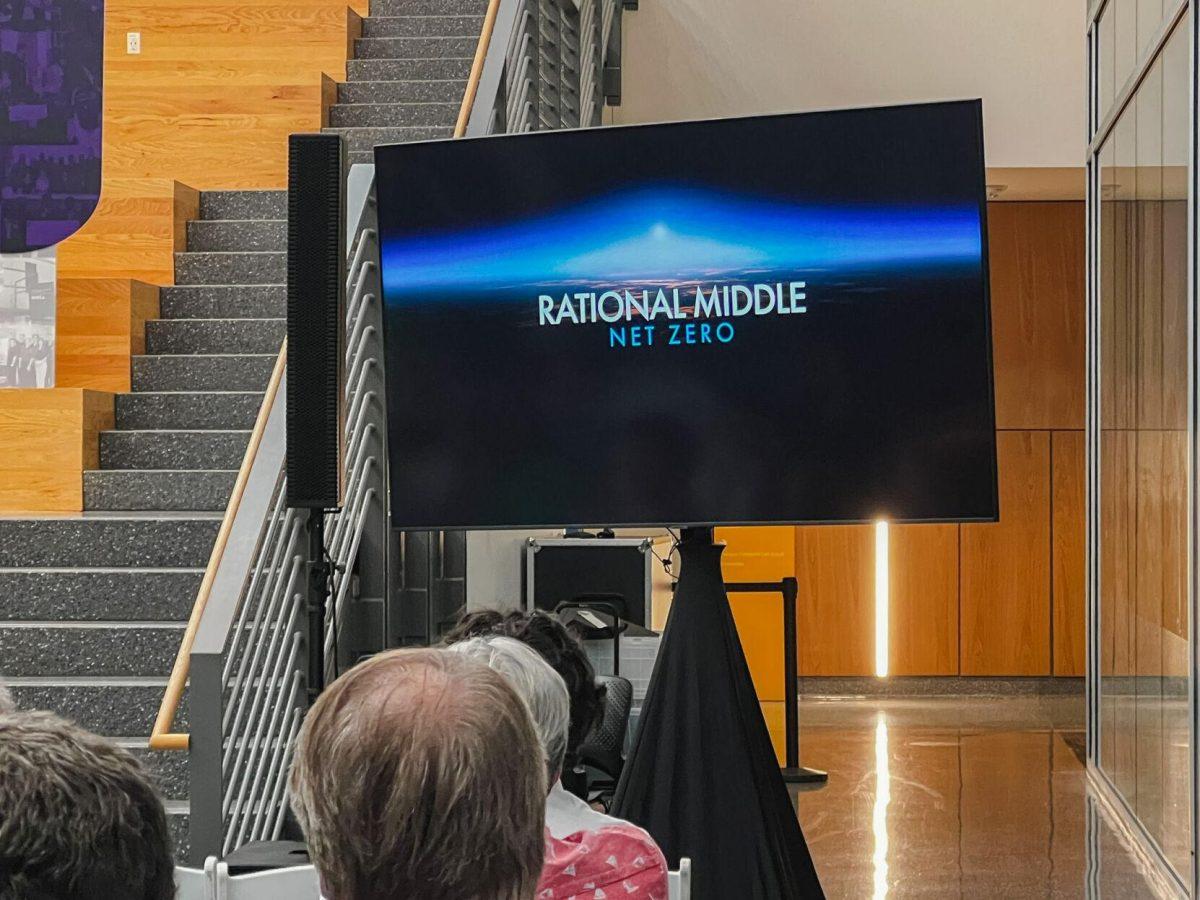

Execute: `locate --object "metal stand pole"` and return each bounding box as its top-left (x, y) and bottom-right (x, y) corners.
top-left (725, 578), bottom-right (827, 785)
top-left (306, 511), bottom-right (330, 705)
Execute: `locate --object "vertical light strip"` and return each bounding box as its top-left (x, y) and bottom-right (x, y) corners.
top-left (872, 713), bottom-right (891, 899)
top-left (874, 520), bottom-right (890, 678)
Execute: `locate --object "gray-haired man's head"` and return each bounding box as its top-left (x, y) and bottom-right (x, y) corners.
top-left (445, 635), bottom-right (571, 783)
top-left (0, 680), bottom-right (13, 715)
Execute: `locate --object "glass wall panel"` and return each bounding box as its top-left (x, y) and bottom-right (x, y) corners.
top-left (1102, 97), bottom-right (1139, 811)
top-left (1155, 15), bottom-right (1190, 876)
top-left (1138, 0), bottom-right (1165, 52)
top-left (1095, 14), bottom-right (1191, 882)
top-left (1133, 53), bottom-right (1163, 849)
top-left (1098, 2), bottom-right (1118, 124)
top-left (1115, 0), bottom-right (1140, 95)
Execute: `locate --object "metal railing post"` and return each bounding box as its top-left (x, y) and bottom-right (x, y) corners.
top-left (187, 652), bottom-right (226, 864)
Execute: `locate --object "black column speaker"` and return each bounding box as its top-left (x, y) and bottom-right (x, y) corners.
top-left (286, 132), bottom-right (345, 509)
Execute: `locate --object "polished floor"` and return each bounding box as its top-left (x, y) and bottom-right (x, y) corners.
top-left (790, 695), bottom-right (1170, 898)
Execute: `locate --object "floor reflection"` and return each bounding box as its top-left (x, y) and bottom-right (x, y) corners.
top-left (791, 695), bottom-right (1167, 898)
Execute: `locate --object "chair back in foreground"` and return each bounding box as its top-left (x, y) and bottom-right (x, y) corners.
top-left (668, 857), bottom-right (693, 900)
top-left (174, 863), bottom-right (210, 900)
top-left (175, 860), bottom-right (321, 900)
top-left (214, 861), bottom-right (321, 900)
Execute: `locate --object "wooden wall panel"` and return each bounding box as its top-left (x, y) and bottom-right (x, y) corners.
top-left (795, 525), bottom-right (874, 675)
top-left (961, 431), bottom-right (1051, 675)
top-left (889, 524), bottom-right (959, 675)
top-left (719, 526), bottom-right (794, 701)
top-left (989, 202), bottom-right (1085, 430)
top-left (56, 179), bottom-right (191, 285)
top-left (57, 0), bottom-right (366, 285)
top-left (1051, 431), bottom-right (1085, 676)
top-left (56, 279), bottom-right (160, 392)
top-left (0, 390), bottom-right (113, 512)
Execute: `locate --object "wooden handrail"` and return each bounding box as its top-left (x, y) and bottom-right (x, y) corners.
top-left (152, 0), bottom-right (495, 754)
top-left (454, 0), bottom-right (502, 137)
top-left (149, 340), bottom-right (289, 751)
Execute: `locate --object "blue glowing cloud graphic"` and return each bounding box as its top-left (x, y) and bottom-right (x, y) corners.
top-left (381, 187), bottom-right (982, 298)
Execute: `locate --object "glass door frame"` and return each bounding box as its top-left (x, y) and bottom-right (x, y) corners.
top-left (1085, 0), bottom-right (1198, 893)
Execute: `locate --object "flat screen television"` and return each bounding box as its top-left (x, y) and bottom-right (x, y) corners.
top-left (375, 100), bottom-right (998, 530)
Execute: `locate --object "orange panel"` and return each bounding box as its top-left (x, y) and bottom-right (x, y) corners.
top-left (961, 431), bottom-right (1051, 675)
top-left (890, 524), bottom-right (959, 675)
top-left (717, 526), bottom-right (794, 701)
top-left (795, 525), bottom-right (874, 675)
top-left (0, 389), bottom-right (113, 512)
top-left (1051, 432), bottom-right (1086, 676)
top-left (988, 202), bottom-right (1086, 431)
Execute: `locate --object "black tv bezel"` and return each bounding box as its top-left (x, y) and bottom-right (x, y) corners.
top-left (373, 99), bottom-right (1000, 531)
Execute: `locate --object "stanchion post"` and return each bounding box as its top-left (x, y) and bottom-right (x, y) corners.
top-left (723, 578), bottom-right (827, 785)
top-left (781, 576), bottom-right (800, 769)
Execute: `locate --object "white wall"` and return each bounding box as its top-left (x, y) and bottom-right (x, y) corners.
top-left (614, 0), bottom-right (1085, 189)
top-left (466, 530), bottom-right (559, 612)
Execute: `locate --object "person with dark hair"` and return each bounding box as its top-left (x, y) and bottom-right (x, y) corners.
top-left (443, 609), bottom-right (605, 761)
top-left (443, 608), bottom-right (659, 844)
top-left (0, 710), bottom-right (175, 900)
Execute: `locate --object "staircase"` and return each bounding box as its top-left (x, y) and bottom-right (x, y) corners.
top-left (0, 0), bottom-right (483, 860)
top-left (328, 0), bottom-right (483, 165)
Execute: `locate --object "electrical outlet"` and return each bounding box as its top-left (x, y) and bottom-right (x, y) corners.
top-left (126, 31), bottom-right (141, 54)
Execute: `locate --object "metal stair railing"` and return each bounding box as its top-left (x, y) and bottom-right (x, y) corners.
top-left (165, 0), bottom-right (631, 864)
top-left (464, 0), bottom-right (631, 137)
top-left (158, 186), bottom-right (388, 863)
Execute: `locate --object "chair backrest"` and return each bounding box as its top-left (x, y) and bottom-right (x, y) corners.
top-left (174, 864), bottom-right (210, 900)
top-left (591, 674), bottom-right (633, 755)
top-left (668, 857), bottom-right (692, 900)
top-left (214, 861), bottom-right (321, 900)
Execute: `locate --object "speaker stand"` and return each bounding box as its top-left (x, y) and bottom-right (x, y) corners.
top-left (305, 511), bottom-right (331, 704)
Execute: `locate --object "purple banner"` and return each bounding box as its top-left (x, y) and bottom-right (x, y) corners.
top-left (1, 0), bottom-right (103, 254)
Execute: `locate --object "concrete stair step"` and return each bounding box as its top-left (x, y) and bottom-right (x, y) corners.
top-left (0, 568), bottom-right (202, 621)
top-left (99, 430), bottom-right (250, 471)
top-left (361, 13), bottom-right (483, 37)
top-left (346, 57), bottom-right (472, 81)
top-left (0, 622), bottom-right (184, 677)
top-left (187, 219), bottom-right (286, 253)
top-left (175, 252), bottom-right (285, 286)
top-left (116, 391), bottom-right (263, 430)
top-left (323, 124), bottom-right (452, 154)
top-left (354, 35), bottom-right (478, 58)
top-left (115, 391), bottom-right (265, 434)
top-left (5, 677), bottom-right (186, 737)
top-left (338, 78), bottom-right (465, 104)
top-left (0, 516), bottom-right (220, 568)
top-left (126, 743), bottom-right (190, 801)
top-left (159, 285), bottom-right (285, 320)
top-left (170, 811), bottom-right (191, 861)
top-left (132, 354), bottom-right (276, 392)
top-left (85, 470), bottom-right (237, 512)
top-left (145, 318), bottom-right (285, 355)
top-left (328, 101), bottom-right (459, 127)
top-left (369, 0), bottom-right (485, 15)
top-left (200, 190), bottom-right (287, 221)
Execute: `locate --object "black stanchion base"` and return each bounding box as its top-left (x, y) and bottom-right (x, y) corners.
top-left (782, 766), bottom-right (828, 785)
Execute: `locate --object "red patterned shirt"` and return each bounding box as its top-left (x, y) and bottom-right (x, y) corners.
top-left (537, 824), bottom-right (669, 899)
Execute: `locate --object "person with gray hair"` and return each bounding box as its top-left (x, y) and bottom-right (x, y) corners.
top-left (445, 636), bottom-right (570, 781)
top-left (0, 679), bottom-right (13, 715)
top-left (445, 634), bottom-right (669, 899)
top-left (0, 710), bottom-right (175, 900)
top-left (289, 647), bottom-right (547, 900)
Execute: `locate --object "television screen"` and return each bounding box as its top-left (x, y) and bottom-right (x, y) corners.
top-left (375, 100), bottom-right (997, 530)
